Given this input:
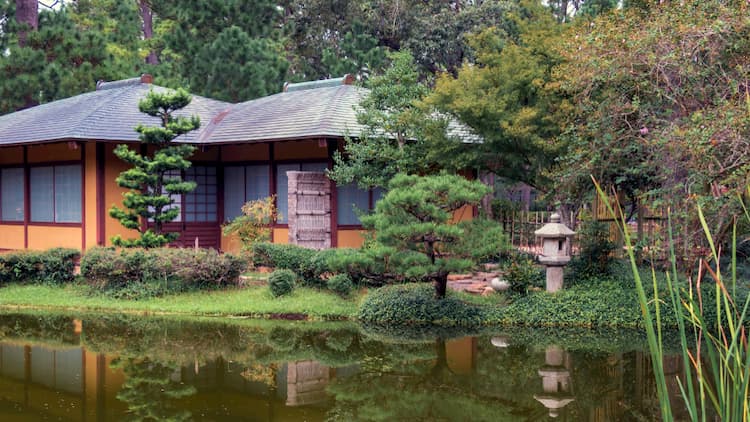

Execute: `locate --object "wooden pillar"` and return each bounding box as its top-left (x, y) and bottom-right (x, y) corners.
top-left (287, 171), bottom-right (331, 249)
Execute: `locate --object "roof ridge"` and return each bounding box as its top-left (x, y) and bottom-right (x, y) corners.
top-left (71, 84), bottom-right (152, 139)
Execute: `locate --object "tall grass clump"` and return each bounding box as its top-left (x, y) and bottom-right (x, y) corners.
top-left (595, 180), bottom-right (749, 421)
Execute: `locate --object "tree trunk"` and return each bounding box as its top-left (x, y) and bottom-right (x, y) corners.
top-left (139, 1), bottom-right (159, 65)
top-left (434, 272), bottom-right (448, 299)
top-left (479, 171), bottom-right (495, 218)
top-left (16, 0), bottom-right (38, 47)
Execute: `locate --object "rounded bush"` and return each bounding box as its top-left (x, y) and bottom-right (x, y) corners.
top-left (269, 269), bottom-right (296, 297)
top-left (327, 274), bottom-right (354, 297)
top-left (358, 283), bottom-right (484, 327)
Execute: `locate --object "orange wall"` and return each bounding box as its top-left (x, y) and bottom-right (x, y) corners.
top-left (0, 146), bottom-right (23, 164)
top-left (84, 143), bottom-right (98, 249)
top-left (221, 143), bottom-right (269, 161)
top-left (273, 228), bottom-right (289, 244)
top-left (337, 230), bottom-right (365, 248)
top-left (27, 226), bottom-right (81, 250)
top-left (0, 225), bottom-right (24, 249)
top-left (28, 142), bottom-right (81, 163)
top-left (221, 232), bottom-right (242, 253)
top-left (446, 337), bottom-right (476, 375)
top-left (103, 144), bottom-right (138, 246)
top-left (274, 139), bottom-right (328, 160)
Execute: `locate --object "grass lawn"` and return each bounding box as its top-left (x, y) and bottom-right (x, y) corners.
top-left (0, 284), bottom-right (363, 320)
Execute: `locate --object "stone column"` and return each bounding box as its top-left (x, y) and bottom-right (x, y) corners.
top-left (287, 171), bottom-right (331, 249)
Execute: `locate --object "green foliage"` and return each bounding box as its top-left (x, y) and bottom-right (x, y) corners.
top-left (222, 196), bottom-right (277, 255)
top-left (0, 1), bottom-right (144, 114)
top-left (327, 274), bottom-right (354, 297)
top-left (329, 51), bottom-right (457, 190)
top-left (427, 2), bottom-right (565, 189)
top-left (191, 26), bottom-right (288, 102)
top-left (109, 88), bottom-right (200, 248)
top-left (80, 247), bottom-right (245, 299)
top-left (502, 254), bottom-right (544, 295)
top-left (555, 1), bottom-right (750, 255)
top-left (268, 269), bottom-right (296, 297)
top-left (568, 219), bottom-right (616, 282)
top-left (0, 248), bottom-right (79, 285)
top-left (326, 246), bottom-right (402, 286)
top-left (251, 242), bottom-right (315, 275)
top-left (358, 283), bottom-right (485, 327)
top-left (360, 173), bottom-right (506, 298)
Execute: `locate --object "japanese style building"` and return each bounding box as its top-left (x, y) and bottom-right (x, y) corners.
top-left (0, 74), bottom-right (473, 252)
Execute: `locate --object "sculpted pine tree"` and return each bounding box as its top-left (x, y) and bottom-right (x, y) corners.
top-left (109, 89), bottom-right (199, 248)
top-left (361, 174), bottom-right (507, 298)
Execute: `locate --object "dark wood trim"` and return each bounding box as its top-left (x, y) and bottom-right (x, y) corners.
top-left (26, 159), bottom-right (82, 168)
top-left (96, 142), bottom-right (105, 246)
top-left (217, 147), bottom-right (224, 247)
top-left (27, 222), bottom-right (82, 228)
top-left (269, 143), bottom-right (276, 243)
top-left (81, 144), bottom-right (86, 251)
top-left (0, 164), bottom-right (25, 225)
top-left (139, 143), bottom-right (147, 234)
top-left (337, 224), bottom-right (365, 230)
top-left (328, 139), bottom-right (337, 248)
top-left (23, 146), bottom-right (29, 248)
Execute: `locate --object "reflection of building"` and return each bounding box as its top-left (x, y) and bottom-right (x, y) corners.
top-left (0, 342), bottom-right (126, 421)
top-left (0, 340), bottom-right (338, 421)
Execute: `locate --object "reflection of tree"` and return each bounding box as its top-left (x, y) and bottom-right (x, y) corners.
top-left (326, 338), bottom-right (521, 421)
top-left (112, 357), bottom-right (196, 422)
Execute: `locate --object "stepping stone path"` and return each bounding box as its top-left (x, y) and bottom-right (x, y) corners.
top-left (447, 264), bottom-right (501, 296)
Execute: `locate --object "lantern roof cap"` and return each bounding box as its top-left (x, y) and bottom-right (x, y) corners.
top-left (535, 213), bottom-right (576, 238)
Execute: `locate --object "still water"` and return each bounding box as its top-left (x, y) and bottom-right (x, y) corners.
top-left (0, 312), bottom-right (686, 421)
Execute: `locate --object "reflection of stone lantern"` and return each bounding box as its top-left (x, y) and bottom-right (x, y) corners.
top-left (534, 346), bottom-right (574, 418)
top-left (534, 213), bottom-right (575, 292)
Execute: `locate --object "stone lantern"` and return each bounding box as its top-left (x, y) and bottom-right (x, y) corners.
top-left (534, 212), bottom-right (575, 293)
top-left (534, 346), bottom-right (575, 418)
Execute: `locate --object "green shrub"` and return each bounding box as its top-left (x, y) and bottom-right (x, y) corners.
top-left (80, 247), bottom-right (246, 299)
top-left (358, 283), bottom-right (485, 327)
top-left (252, 243), bottom-right (315, 273)
top-left (568, 220), bottom-right (616, 283)
top-left (502, 254), bottom-right (544, 295)
top-left (0, 248), bottom-right (79, 285)
top-left (299, 248), bottom-right (340, 287)
top-left (327, 274), bottom-right (354, 297)
top-left (327, 246), bottom-right (402, 286)
top-left (269, 269), bottom-right (296, 297)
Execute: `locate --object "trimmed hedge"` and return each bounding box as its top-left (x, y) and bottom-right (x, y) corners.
top-left (80, 247), bottom-right (246, 299)
top-left (0, 248), bottom-right (80, 285)
top-left (358, 283), bottom-right (485, 327)
top-left (269, 269), bottom-right (296, 297)
top-left (327, 274), bottom-right (354, 297)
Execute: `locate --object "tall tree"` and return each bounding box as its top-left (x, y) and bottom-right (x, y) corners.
top-left (15, 0), bottom-right (36, 46)
top-left (109, 89), bottom-right (200, 248)
top-left (329, 50), bottom-right (456, 189)
top-left (427, 0), bottom-right (565, 190)
top-left (191, 26), bottom-right (288, 102)
top-left (553, 0), bottom-right (750, 256)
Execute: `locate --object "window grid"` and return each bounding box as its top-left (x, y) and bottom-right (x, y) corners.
top-left (184, 166), bottom-right (217, 223)
top-left (223, 164), bottom-right (270, 222)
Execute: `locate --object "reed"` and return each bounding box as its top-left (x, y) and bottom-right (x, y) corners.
top-left (595, 181), bottom-right (750, 421)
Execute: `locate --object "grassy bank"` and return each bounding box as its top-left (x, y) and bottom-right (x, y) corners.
top-left (0, 284), bottom-right (362, 320)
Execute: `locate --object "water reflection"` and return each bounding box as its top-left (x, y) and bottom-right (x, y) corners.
top-left (0, 313), bottom-right (686, 421)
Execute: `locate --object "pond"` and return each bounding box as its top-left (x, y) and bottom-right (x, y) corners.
top-left (0, 312), bottom-right (688, 421)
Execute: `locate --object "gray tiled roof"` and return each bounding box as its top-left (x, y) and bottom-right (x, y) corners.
top-left (195, 84), bottom-right (366, 144)
top-left (0, 82), bottom-right (230, 146)
top-left (0, 77), bottom-right (481, 147)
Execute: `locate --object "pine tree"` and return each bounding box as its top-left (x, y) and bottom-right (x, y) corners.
top-left (361, 174), bottom-right (507, 299)
top-left (109, 88), bottom-right (200, 248)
